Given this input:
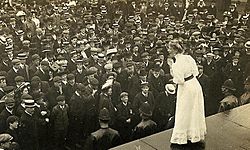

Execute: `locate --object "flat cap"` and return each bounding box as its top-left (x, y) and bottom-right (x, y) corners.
top-left (53, 76), bottom-right (62, 83)
top-left (88, 77), bottom-right (99, 85)
top-left (56, 95), bottom-right (65, 102)
top-left (120, 92), bottom-right (128, 98)
top-left (15, 76), bottom-right (25, 82)
top-left (12, 59), bottom-right (20, 64)
top-left (67, 74), bottom-right (75, 80)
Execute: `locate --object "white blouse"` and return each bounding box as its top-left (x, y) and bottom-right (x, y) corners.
top-left (171, 54), bottom-right (199, 85)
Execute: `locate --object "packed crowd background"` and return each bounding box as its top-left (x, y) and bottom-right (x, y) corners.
top-left (0, 0), bottom-right (249, 149)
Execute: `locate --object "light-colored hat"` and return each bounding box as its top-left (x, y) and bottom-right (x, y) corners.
top-left (165, 84), bottom-right (176, 94)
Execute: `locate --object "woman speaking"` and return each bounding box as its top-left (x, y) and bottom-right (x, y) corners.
top-left (169, 41), bottom-right (206, 148)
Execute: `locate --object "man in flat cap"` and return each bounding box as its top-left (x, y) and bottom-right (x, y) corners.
top-left (72, 59), bottom-right (86, 83)
top-left (64, 74), bottom-right (77, 102)
top-left (84, 107), bottom-right (121, 150)
top-left (0, 97), bottom-right (16, 133)
top-left (45, 76), bottom-right (65, 110)
top-left (33, 60), bottom-right (51, 82)
top-left (68, 83), bottom-right (86, 149)
top-left (82, 77), bottom-right (100, 138)
top-left (6, 59), bottom-right (21, 86)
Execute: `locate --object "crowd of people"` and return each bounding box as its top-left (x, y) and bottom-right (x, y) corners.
top-left (0, 0), bottom-right (249, 149)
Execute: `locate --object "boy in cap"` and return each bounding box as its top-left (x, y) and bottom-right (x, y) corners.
top-left (133, 81), bottom-right (155, 124)
top-left (84, 108), bottom-right (121, 149)
top-left (51, 95), bottom-right (69, 150)
top-left (116, 92), bottom-right (134, 143)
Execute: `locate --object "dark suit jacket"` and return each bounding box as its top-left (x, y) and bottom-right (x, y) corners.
top-left (6, 68), bottom-right (19, 86)
top-left (0, 108), bottom-right (14, 133)
top-left (84, 128), bottom-right (121, 150)
top-left (133, 92), bottom-right (155, 115)
top-left (34, 69), bottom-right (50, 82)
top-left (19, 112), bottom-right (39, 150)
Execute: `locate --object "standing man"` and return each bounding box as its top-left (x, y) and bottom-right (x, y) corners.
top-left (0, 97), bottom-right (16, 133)
top-left (19, 100), bottom-right (39, 150)
top-left (6, 59), bottom-right (21, 86)
top-left (84, 108), bottom-right (122, 150)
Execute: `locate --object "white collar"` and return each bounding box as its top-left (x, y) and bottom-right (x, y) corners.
top-left (6, 107), bottom-right (13, 114)
top-left (13, 67), bottom-right (18, 73)
top-left (25, 110), bottom-right (33, 116)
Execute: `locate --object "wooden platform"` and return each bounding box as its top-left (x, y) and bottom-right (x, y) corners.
top-left (111, 104), bottom-right (250, 150)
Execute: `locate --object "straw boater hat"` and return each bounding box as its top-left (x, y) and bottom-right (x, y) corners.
top-left (165, 84), bottom-right (176, 95)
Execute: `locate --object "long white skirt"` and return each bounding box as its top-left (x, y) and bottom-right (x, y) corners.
top-left (170, 77), bottom-right (207, 144)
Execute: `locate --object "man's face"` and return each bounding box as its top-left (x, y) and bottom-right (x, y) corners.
top-left (58, 100), bottom-right (65, 106)
top-left (41, 65), bottom-right (49, 71)
top-left (10, 121), bottom-right (19, 129)
top-left (127, 66), bottom-right (134, 74)
top-left (142, 85), bottom-right (149, 94)
top-left (68, 79), bottom-right (75, 85)
top-left (6, 102), bottom-right (15, 109)
top-left (153, 70), bottom-right (160, 78)
top-left (76, 63), bottom-right (83, 69)
top-left (107, 87), bottom-right (112, 96)
top-left (244, 83), bottom-right (250, 91)
top-left (121, 95), bottom-right (128, 103)
top-left (13, 63), bottom-right (20, 70)
top-left (54, 81), bottom-right (62, 88)
top-left (198, 68), bottom-right (204, 74)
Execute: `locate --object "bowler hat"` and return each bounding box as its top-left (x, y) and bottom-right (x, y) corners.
top-left (99, 107), bottom-right (111, 121)
top-left (139, 102), bottom-right (152, 117)
top-left (56, 95), bottom-right (65, 102)
top-left (222, 79), bottom-right (236, 91)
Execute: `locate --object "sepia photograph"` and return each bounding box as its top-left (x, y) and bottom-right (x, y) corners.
top-left (0, 0), bottom-right (249, 149)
